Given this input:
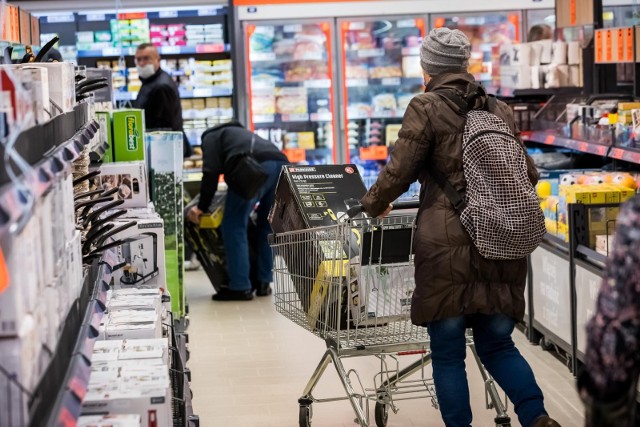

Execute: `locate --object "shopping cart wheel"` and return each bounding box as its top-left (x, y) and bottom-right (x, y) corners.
top-left (374, 402), bottom-right (389, 427)
top-left (495, 415), bottom-right (511, 427)
top-left (299, 405), bottom-right (312, 427)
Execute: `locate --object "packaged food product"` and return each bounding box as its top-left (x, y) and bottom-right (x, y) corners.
top-left (372, 93), bottom-right (397, 111)
top-left (369, 66), bottom-right (402, 79)
top-left (346, 65), bottom-right (369, 79)
top-left (275, 87), bottom-right (308, 115)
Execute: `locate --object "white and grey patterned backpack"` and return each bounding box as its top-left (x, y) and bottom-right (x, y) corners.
top-left (429, 87), bottom-right (546, 260)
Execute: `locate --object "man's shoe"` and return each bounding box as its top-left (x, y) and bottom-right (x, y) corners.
top-left (256, 282), bottom-right (272, 297)
top-left (184, 259), bottom-right (201, 271)
top-left (532, 415), bottom-right (561, 427)
top-left (212, 289), bottom-right (254, 301)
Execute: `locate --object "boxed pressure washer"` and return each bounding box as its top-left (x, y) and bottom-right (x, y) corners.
top-left (268, 164), bottom-right (367, 233)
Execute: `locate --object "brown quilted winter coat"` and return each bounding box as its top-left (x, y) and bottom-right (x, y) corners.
top-left (361, 72), bottom-right (538, 326)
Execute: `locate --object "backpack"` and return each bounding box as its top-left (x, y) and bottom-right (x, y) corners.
top-left (428, 86), bottom-right (545, 260)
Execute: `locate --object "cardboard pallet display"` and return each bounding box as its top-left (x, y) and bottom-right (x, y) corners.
top-left (146, 132), bottom-right (185, 317)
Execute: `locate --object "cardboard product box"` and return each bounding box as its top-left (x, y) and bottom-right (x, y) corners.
top-left (82, 379), bottom-right (171, 427)
top-left (19, 66), bottom-right (50, 124)
top-left (269, 165), bottom-right (367, 312)
top-left (595, 234), bottom-right (616, 256)
top-left (0, 217), bottom-right (41, 338)
top-left (109, 217), bottom-right (167, 290)
top-left (94, 162), bottom-right (150, 209)
top-left (34, 62), bottom-right (76, 113)
top-left (96, 111), bottom-right (114, 163)
top-left (146, 132), bottom-right (185, 317)
top-left (112, 109), bottom-right (146, 162)
top-left (77, 414), bottom-right (142, 427)
top-left (0, 315), bottom-right (40, 426)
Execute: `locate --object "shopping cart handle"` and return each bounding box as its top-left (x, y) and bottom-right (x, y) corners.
top-left (392, 201), bottom-right (421, 211)
top-left (346, 204), bottom-right (365, 219)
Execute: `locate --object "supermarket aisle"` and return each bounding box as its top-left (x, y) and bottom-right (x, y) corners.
top-left (185, 270), bottom-right (585, 427)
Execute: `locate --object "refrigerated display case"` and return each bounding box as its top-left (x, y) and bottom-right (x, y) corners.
top-left (339, 17), bottom-right (426, 181)
top-left (244, 20), bottom-right (337, 165)
top-left (432, 11), bottom-right (522, 95)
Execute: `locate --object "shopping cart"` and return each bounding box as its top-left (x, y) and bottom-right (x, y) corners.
top-left (270, 202), bottom-right (512, 427)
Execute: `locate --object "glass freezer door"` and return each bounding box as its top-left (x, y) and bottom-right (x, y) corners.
top-left (245, 21), bottom-right (337, 165)
top-left (339, 17), bottom-right (426, 185)
top-left (432, 11), bottom-right (522, 95)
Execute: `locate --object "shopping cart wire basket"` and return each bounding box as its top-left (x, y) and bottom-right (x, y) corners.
top-left (270, 201), bottom-right (512, 427)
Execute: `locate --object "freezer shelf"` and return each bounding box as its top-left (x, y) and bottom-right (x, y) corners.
top-left (340, 17), bottom-right (425, 177)
top-left (246, 20), bottom-right (337, 165)
top-left (432, 11), bottom-right (521, 95)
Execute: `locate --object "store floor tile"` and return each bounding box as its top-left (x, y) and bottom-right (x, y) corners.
top-left (185, 270), bottom-right (585, 426)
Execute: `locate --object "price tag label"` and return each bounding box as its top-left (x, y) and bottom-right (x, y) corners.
top-left (161, 46), bottom-right (181, 55)
top-left (159, 10), bottom-right (178, 18)
top-left (606, 30), bottom-right (613, 62)
top-left (578, 142), bottom-right (589, 152)
top-left (610, 148), bottom-right (623, 159)
top-left (250, 52), bottom-right (276, 62)
top-left (358, 48), bottom-right (385, 58)
top-left (626, 27), bottom-right (634, 62)
top-left (103, 47), bottom-right (121, 57)
top-left (47, 14), bottom-right (75, 23)
top-left (283, 148), bottom-right (307, 163)
top-left (570, 0), bottom-right (577, 26)
top-left (86, 13), bottom-right (106, 22)
top-left (253, 115), bottom-right (275, 124)
top-left (304, 79), bottom-right (331, 89)
top-left (301, 52), bottom-right (323, 61)
top-left (397, 19), bottom-right (416, 28)
top-left (198, 8), bottom-right (220, 16)
top-left (311, 112), bottom-right (333, 122)
top-left (544, 134), bottom-right (556, 145)
top-left (191, 88), bottom-right (209, 98)
top-left (253, 81), bottom-right (276, 90)
top-left (360, 146), bottom-right (389, 161)
top-left (346, 79), bottom-right (368, 87)
top-left (381, 78), bottom-right (401, 86)
top-left (283, 24), bottom-right (303, 33)
top-left (401, 46), bottom-right (420, 56)
top-left (0, 248), bottom-right (9, 293)
top-left (283, 114), bottom-right (310, 122)
top-left (617, 29), bottom-right (625, 62)
top-left (348, 22), bottom-right (366, 30)
top-left (377, 110), bottom-right (395, 118)
top-left (197, 44), bottom-right (226, 54)
top-left (595, 30), bottom-right (604, 63)
top-left (596, 144), bottom-right (608, 156)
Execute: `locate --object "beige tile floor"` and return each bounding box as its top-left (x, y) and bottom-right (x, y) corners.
top-left (185, 270), bottom-right (584, 427)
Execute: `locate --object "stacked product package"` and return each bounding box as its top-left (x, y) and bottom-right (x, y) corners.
top-left (537, 170), bottom-right (638, 252)
top-left (500, 39), bottom-right (582, 90)
top-left (0, 63), bottom-right (82, 426)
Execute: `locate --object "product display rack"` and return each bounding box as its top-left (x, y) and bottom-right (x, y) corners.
top-left (38, 6), bottom-right (235, 147)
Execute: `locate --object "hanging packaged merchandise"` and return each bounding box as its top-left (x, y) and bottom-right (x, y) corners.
top-left (93, 161), bottom-right (150, 208)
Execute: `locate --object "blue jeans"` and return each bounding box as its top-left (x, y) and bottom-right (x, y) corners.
top-left (220, 160), bottom-right (286, 291)
top-left (427, 314), bottom-right (546, 427)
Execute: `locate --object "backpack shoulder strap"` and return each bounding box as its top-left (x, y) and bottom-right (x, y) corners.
top-left (427, 162), bottom-right (467, 213)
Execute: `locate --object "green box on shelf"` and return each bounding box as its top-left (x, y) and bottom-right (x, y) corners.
top-left (95, 111), bottom-right (114, 163)
top-left (112, 109), bottom-right (146, 162)
top-left (146, 131), bottom-right (185, 318)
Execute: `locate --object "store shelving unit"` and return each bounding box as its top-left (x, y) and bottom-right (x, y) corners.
top-left (38, 6), bottom-right (235, 147)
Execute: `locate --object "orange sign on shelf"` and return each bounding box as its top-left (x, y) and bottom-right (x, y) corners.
top-left (360, 146), bottom-right (388, 161)
top-left (570, 0), bottom-right (577, 26)
top-left (626, 27), bottom-right (635, 62)
top-left (595, 30), bottom-right (603, 63)
top-left (283, 148), bottom-right (306, 163)
top-left (605, 30), bottom-right (613, 62)
top-left (0, 248), bottom-right (9, 294)
top-left (617, 28), bottom-right (625, 62)
top-left (117, 12), bottom-right (147, 20)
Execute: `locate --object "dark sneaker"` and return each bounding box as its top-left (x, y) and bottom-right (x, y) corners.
top-left (212, 289), bottom-right (254, 301)
top-left (256, 282), bottom-right (272, 297)
top-left (532, 415), bottom-right (561, 427)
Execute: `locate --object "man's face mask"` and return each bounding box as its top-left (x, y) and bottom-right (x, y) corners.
top-left (137, 64), bottom-right (156, 79)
